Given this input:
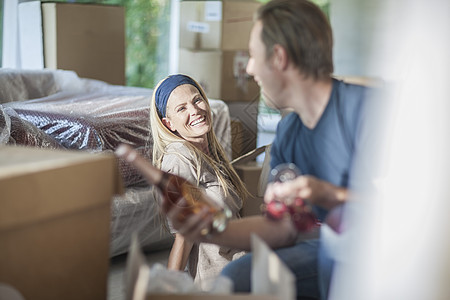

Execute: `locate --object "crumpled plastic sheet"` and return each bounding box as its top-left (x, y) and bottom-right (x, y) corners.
top-left (0, 105), bottom-right (63, 149)
top-left (110, 186), bottom-right (173, 257)
top-left (1, 70), bottom-right (232, 257)
top-left (0, 105), bottom-right (11, 144)
top-left (0, 69), bottom-right (60, 104)
top-left (0, 68), bottom-right (111, 104)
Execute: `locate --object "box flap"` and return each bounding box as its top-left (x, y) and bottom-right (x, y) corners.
top-left (231, 144), bottom-right (267, 166)
top-left (251, 234), bottom-right (295, 300)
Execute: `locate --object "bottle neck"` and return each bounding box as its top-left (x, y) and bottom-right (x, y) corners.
top-left (156, 171), bottom-right (172, 191)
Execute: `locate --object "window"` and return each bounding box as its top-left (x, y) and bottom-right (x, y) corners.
top-left (115, 0), bottom-right (171, 88)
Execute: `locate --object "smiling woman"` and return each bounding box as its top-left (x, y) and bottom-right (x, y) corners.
top-left (148, 74), bottom-right (249, 288)
top-left (162, 84), bottom-right (211, 150)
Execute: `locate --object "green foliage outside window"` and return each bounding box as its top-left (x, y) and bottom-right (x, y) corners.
top-left (311, 0), bottom-right (330, 17)
top-left (119, 0), bottom-right (170, 88)
top-left (256, 0), bottom-right (329, 16)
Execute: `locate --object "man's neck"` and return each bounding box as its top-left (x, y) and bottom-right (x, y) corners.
top-left (287, 76), bottom-right (333, 129)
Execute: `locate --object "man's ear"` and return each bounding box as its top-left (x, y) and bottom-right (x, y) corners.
top-left (272, 44), bottom-right (289, 71)
top-left (162, 118), bottom-right (176, 132)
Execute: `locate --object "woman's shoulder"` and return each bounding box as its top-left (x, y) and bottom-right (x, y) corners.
top-left (164, 142), bottom-right (193, 158)
top-left (165, 141), bottom-right (188, 152)
top-left (161, 142), bottom-right (197, 175)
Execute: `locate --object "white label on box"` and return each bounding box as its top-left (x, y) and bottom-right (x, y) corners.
top-left (205, 1), bottom-right (222, 21)
top-left (187, 21), bottom-right (210, 33)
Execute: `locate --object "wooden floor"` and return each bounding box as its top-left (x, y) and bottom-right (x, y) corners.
top-left (108, 248), bottom-right (170, 300)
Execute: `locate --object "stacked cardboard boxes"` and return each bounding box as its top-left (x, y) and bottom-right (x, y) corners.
top-left (235, 161), bottom-right (264, 217)
top-left (178, 0), bottom-right (262, 157)
top-left (178, 0), bottom-right (261, 102)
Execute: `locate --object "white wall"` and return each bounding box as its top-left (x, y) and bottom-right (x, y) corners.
top-left (169, 0), bottom-right (180, 74)
top-left (2, 0), bottom-right (44, 69)
top-left (330, 0), bottom-right (386, 79)
top-left (2, 0), bottom-right (19, 68)
top-left (329, 1), bottom-right (450, 299)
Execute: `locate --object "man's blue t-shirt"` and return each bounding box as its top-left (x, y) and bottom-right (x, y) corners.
top-left (270, 78), bottom-right (370, 220)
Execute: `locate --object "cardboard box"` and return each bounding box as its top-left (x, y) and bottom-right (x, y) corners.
top-left (125, 233), bottom-right (282, 300)
top-left (179, 0), bottom-right (261, 51)
top-left (235, 162), bottom-right (264, 217)
top-left (0, 146), bottom-right (123, 300)
top-left (42, 3), bottom-right (125, 85)
top-left (179, 49), bottom-right (260, 102)
top-left (232, 144), bottom-right (271, 217)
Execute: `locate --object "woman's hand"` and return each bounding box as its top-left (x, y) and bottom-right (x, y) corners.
top-left (164, 198), bottom-right (214, 243)
top-left (264, 175), bottom-right (347, 210)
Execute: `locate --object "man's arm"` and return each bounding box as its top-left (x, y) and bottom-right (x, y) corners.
top-left (166, 202), bottom-right (299, 251)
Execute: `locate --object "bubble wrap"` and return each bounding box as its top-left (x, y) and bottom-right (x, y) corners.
top-left (5, 91), bottom-right (153, 187)
top-left (110, 186), bottom-right (173, 257)
top-left (1, 105), bottom-right (63, 149)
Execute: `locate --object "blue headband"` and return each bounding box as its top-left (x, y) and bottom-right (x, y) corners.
top-left (155, 74), bottom-right (201, 118)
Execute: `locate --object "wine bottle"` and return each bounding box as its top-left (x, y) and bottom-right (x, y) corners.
top-left (115, 144), bottom-right (231, 233)
top-left (263, 163), bottom-right (319, 232)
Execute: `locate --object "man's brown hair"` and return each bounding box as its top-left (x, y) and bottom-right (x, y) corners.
top-left (257, 0), bottom-right (333, 80)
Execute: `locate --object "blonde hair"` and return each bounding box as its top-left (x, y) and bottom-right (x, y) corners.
top-left (150, 75), bottom-right (249, 201)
